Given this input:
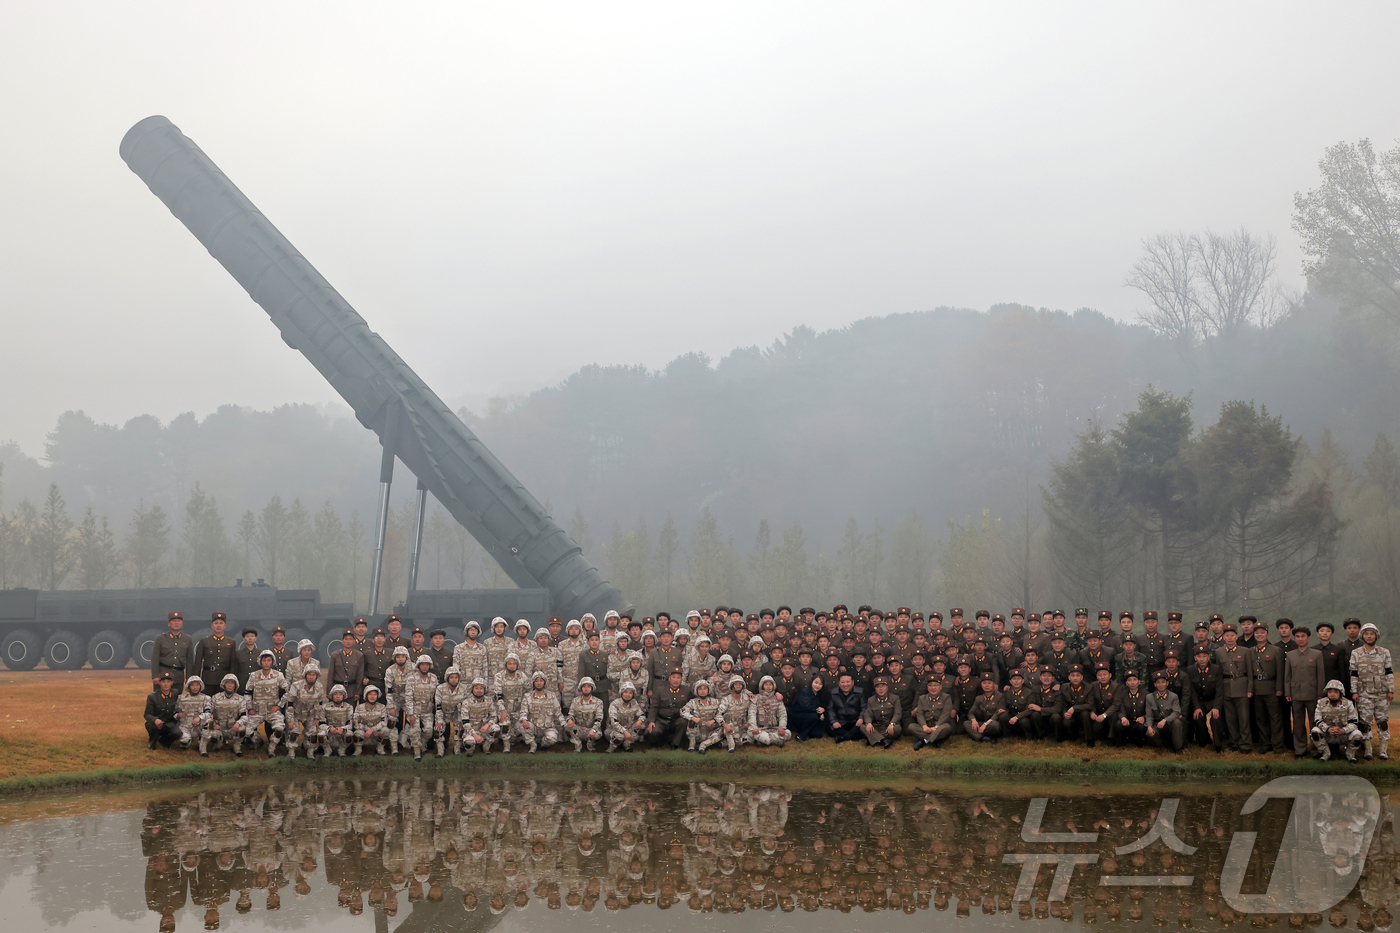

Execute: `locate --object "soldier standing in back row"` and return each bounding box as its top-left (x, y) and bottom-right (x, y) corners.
top-left (194, 612), bottom-right (235, 690)
top-left (151, 611), bottom-right (195, 690)
top-left (230, 627), bottom-right (261, 687)
top-left (1214, 623), bottom-right (1253, 753)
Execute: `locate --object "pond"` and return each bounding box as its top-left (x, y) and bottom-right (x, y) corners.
top-left (0, 773), bottom-right (1391, 931)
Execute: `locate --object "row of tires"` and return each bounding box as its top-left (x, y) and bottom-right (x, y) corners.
top-left (0, 627), bottom-right (376, 672)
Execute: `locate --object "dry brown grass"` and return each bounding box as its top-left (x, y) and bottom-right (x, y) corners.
top-left (0, 670), bottom-right (1393, 791)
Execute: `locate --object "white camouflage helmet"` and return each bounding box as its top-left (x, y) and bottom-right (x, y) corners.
top-left (581, 612), bottom-right (596, 622)
top-left (604, 610), bottom-right (620, 621)
top-left (186, 674), bottom-right (206, 688)
top-left (578, 676), bottom-right (596, 688)
top-left (1361, 622), bottom-right (1379, 635)
top-left (393, 646), bottom-right (410, 658)
top-left (619, 681), bottom-right (636, 696)
top-left (465, 621), bottom-right (480, 634)
top-left (492, 616), bottom-right (508, 629)
top-left (363, 685), bottom-right (382, 700)
top-left (535, 628), bottom-right (552, 640)
top-left (694, 679), bottom-right (710, 695)
top-left (298, 638), bottom-right (316, 650)
top-left (1325, 679), bottom-right (1347, 694)
top-left (515, 619), bottom-right (532, 633)
top-left (471, 677), bottom-right (487, 688)
top-left (330, 683), bottom-right (347, 697)
top-left (258, 648), bottom-right (275, 660)
top-left (675, 628), bottom-right (691, 639)
top-left (686, 610), bottom-right (701, 620)
top-left (416, 654), bottom-right (433, 666)
top-left (445, 666), bottom-right (462, 680)
top-left (566, 619), bottom-right (582, 633)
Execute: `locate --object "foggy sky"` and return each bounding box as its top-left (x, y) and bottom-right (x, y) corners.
top-left (2, 3), bottom-right (1397, 458)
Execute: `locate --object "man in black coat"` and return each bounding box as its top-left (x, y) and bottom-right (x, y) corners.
top-left (827, 674), bottom-right (865, 743)
top-left (144, 672), bottom-right (182, 749)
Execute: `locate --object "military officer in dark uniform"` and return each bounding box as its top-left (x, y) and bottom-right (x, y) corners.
top-left (383, 614), bottom-right (410, 654)
top-left (1163, 612), bottom-right (1189, 660)
top-left (1058, 664), bottom-right (1094, 744)
top-left (266, 626), bottom-right (293, 673)
top-left (1250, 624), bottom-right (1287, 753)
top-left (144, 671), bottom-right (182, 748)
top-left (1134, 611), bottom-right (1166, 670)
top-left (350, 617), bottom-right (370, 650)
top-left (1214, 623), bottom-right (1253, 752)
top-left (426, 630), bottom-right (453, 681)
top-left (231, 628), bottom-right (262, 688)
top-left (194, 612), bottom-right (235, 689)
top-left (362, 628), bottom-right (393, 700)
top-left (860, 676), bottom-right (902, 747)
top-left (578, 631), bottom-right (610, 699)
top-left (329, 629), bottom-right (366, 702)
top-left (150, 611), bottom-right (194, 690)
top-left (1188, 644), bottom-right (1224, 750)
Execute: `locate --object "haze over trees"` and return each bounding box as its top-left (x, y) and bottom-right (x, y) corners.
top-left (3, 138), bottom-right (1400, 621)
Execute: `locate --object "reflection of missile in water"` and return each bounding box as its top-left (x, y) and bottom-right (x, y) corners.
top-left (120, 115), bottom-right (631, 620)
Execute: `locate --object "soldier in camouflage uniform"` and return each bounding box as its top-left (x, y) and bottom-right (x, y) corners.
top-left (483, 617), bottom-right (513, 691)
top-left (529, 628), bottom-right (563, 697)
top-left (748, 675), bottom-right (789, 746)
top-left (718, 675), bottom-right (753, 752)
top-left (558, 621), bottom-right (586, 709)
top-left (205, 673), bottom-right (248, 756)
top-left (352, 684), bottom-right (392, 755)
top-left (320, 684), bottom-right (356, 756)
top-left (238, 650), bottom-right (287, 758)
top-left (452, 622), bottom-right (490, 688)
top-left (384, 646), bottom-right (413, 753)
top-left (402, 655), bottom-right (440, 761)
top-left (565, 676), bottom-right (606, 752)
top-left (683, 635), bottom-right (716, 689)
top-left (606, 634), bottom-right (634, 698)
top-left (517, 672), bottom-right (564, 753)
top-left (174, 676), bottom-right (212, 752)
top-left (284, 639), bottom-right (318, 687)
top-left (680, 679), bottom-right (724, 753)
top-left (434, 666), bottom-right (471, 757)
top-left (1351, 623), bottom-right (1395, 760)
top-left (495, 654), bottom-right (529, 752)
top-left (606, 682), bottom-right (647, 752)
top-left (460, 678), bottom-right (503, 755)
top-left (1314, 679), bottom-right (1362, 762)
top-left (281, 664), bottom-right (326, 758)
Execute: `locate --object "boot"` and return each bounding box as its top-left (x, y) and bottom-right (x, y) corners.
top-left (1317, 740), bottom-right (1331, 761)
top-left (526, 737), bottom-right (538, 754)
top-left (353, 743), bottom-right (362, 756)
top-left (287, 745), bottom-right (297, 759)
top-left (198, 738), bottom-right (209, 755)
top-left (435, 738), bottom-right (445, 758)
top-left (572, 738), bottom-right (583, 753)
top-left (377, 740), bottom-right (387, 755)
top-left (606, 742), bottom-right (617, 753)
top-left (233, 740), bottom-right (243, 757)
top-left (586, 740), bottom-right (596, 752)
top-left (1346, 745), bottom-right (1358, 763)
top-left (390, 737), bottom-right (399, 755)
top-left (1365, 737), bottom-right (1373, 760)
top-left (1382, 733), bottom-right (1390, 760)
top-left (912, 739), bottom-right (926, 751)
top-left (268, 735), bottom-right (280, 758)
top-left (338, 746), bottom-right (347, 757)
top-left (502, 738), bottom-right (512, 754)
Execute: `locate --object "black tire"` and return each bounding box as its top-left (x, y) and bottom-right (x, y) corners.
top-left (133, 628), bottom-right (165, 668)
top-left (319, 630), bottom-right (347, 665)
top-left (87, 630), bottom-right (131, 670)
top-left (43, 630), bottom-right (87, 670)
top-left (1, 629), bottom-right (41, 671)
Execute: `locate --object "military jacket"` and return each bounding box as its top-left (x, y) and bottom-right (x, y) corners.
top-left (968, 692), bottom-right (1006, 724)
top-left (915, 692), bottom-right (954, 728)
top-left (862, 693), bottom-right (901, 729)
top-left (321, 700), bottom-right (353, 730)
top-left (1314, 697), bottom-right (1359, 733)
top-left (452, 641), bottom-right (490, 685)
top-left (403, 672), bottom-right (440, 718)
top-left (209, 691), bottom-right (247, 728)
top-left (434, 682), bottom-right (471, 726)
top-left (1350, 645), bottom-right (1395, 693)
top-left (353, 700), bottom-right (389, 731)
top-left (719, 692), bottom-right (753, 728)
top-left (461, 692), bottom-right (502, 728)
top-left (384, 663), bottom-right (412, 712)
top-left (283, 681), bottom-right (325, 721)
top-left (567, 694), bottom-right (606, 731)
top-left (244, 669), bottom-right (287, 714)
top-left (749, 692), bottom-right (787, 730)
top-left (150, 631), bottom-right (194, 678)
top-left (521, 690), bottom-right (564, 727)
top-left (176, 693), bottom-right (212, 727)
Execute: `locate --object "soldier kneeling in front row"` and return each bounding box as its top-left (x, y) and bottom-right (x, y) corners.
top-left (353, 685), bottom-right (393, 755)
top-left (1313, 679), bottom-right (1362, 762)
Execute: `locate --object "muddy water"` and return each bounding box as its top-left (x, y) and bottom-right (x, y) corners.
top-left (0, 773), bottom-right (1392, 931)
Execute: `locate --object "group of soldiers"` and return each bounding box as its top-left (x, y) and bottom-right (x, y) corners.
top-left (139, 776), bottom-right (1396, 930)
top-left (144, 604), bottom-right (1394, 763)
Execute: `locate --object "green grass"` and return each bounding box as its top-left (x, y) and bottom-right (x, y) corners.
top-left (1, 738), bottom-right (1395, 798)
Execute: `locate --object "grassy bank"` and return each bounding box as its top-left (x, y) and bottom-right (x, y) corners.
top-left (1, 670), bottom-right (1395, 799)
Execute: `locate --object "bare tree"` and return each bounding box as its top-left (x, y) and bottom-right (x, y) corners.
top-left (1127, 232), bottom-right (1201, 346)
top-left (1195, 228), bottom-right (1280, 337)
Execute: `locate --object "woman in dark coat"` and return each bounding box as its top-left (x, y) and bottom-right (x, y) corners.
top-left (791, 675), bottom-right (831, 740)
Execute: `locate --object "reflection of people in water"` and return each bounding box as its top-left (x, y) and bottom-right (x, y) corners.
top-left (135, 779), bottom-right (1394, 929)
